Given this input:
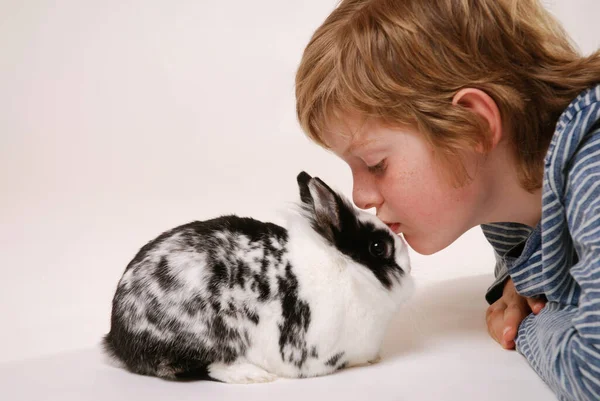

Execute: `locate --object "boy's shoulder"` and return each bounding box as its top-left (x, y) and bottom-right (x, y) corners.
top-left (544, 84), bottom-right (600, 197)
top-left (553, 85), bottom-right (600, 134)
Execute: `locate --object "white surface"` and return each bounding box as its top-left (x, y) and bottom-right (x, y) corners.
top-left (0, 274), bottom-right (555, 401)
top-left (0, 0), bottom-right (598, 399)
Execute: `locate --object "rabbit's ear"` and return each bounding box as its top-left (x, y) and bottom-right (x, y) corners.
top-left (308, 178), bottom-right (342, 232)
top-left (297, 171), bottom-right (314, 205)
top-left (297, 172), bottom-right (341, 238)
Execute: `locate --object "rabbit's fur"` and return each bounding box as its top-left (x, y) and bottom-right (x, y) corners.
top-left (103, 171), bottom-right (413, 383)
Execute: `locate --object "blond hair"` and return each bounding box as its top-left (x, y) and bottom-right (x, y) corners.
top-left (295, 0), bottom-right (600, 190)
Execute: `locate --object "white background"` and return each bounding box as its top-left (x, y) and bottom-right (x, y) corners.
top-left (1, 0), bottom-right (599, 365)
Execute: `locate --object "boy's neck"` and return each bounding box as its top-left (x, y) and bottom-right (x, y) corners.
top-left (479, 144), bottom-right (543, 229)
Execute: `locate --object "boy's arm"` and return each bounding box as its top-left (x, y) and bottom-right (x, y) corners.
top-left (515, 139), bottom-right (600, 401)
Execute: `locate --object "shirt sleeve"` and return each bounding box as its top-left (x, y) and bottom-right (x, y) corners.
top-left (515, 129), bottom-right (600, 401)
top-left (485, 251), bottom-right (510, 304)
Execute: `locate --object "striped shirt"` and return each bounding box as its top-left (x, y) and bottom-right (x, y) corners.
top-left (482, 84), bottom-right (600, 401)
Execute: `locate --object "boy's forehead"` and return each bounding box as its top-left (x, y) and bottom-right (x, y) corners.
top-left (323, 113), bottom-right (376, 154)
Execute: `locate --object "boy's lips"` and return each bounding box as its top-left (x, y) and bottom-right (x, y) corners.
top-left (385, 222), bottom-right (401, 233)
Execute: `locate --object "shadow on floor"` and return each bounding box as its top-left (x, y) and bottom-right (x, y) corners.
top-left (382, 273), bottom-right (494, 358)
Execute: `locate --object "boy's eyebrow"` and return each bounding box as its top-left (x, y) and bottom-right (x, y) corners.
top-left (345, 138), bottom-right (377, 156)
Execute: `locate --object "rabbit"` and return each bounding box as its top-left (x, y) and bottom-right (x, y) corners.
top-left (102, 171), bottom-right (413, 384)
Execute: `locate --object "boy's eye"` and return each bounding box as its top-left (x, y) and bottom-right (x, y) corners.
top-left (367, 159), bottom-right (387, 175)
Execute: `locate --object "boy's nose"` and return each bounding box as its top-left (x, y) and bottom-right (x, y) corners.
top-left (352, 172), bottom-right (383, 210)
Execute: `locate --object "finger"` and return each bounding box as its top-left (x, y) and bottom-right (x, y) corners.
top-left (486, 304), bottom-right (497, 342)
top-left (503, 302), bottom-right (528, 343)
top-left (526, 297), bottom-right (546, 314)
top-left (487, 302), bottom-right (507, 345)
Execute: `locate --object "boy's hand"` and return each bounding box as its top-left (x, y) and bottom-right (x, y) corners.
top-left (486, 278), bottom-right (546, 349)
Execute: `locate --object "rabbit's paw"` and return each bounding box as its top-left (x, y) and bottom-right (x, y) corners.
top-left (368, 354), bottom-right (382, 365)
top-left (208, 360), bottom-right (278, 384)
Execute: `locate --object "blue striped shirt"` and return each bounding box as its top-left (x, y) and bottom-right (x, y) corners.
top-left (482, 84), bottom-right (600, 401)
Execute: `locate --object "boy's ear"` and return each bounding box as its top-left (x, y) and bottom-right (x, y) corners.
top-left (452, 88), bottom-right (503, 152)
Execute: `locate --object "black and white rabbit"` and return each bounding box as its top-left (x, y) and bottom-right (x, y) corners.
top-left (103, 171), bottom-right (413, 383)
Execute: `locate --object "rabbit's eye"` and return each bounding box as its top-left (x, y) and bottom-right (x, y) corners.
top-left (369, 240), bottom-right (389, 258)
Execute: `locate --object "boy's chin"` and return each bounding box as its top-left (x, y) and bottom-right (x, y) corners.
top-left (403, 234), bottom-right (454, 256)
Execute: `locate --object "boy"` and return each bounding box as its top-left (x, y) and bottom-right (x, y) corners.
top-left (294, 0), bottom-right (600, 400)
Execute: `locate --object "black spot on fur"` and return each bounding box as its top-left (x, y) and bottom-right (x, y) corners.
top-left (210, 315), bottom-right (240, 345)
top-left (146, 298), bottom-right (184, 333)
top-left (261, 237), bottom-right (285, 266)
top-left (310, 346), bottom-right (319, 359)
top-left (146, 306), bottom-right (162, 326)
top-left (260, 257), bottom-right (269, 272)
top-left (174, 366), bottom-right (217, 381)
top-left (208, 261), bottom-right (228, 296)
top-left (234, 261), bottom-right (249, 288)
top-left (243, 305), bottom-right (260, 325)
top-left (325, 352), bottom-right (345, 367)
top-left (130, 277), bottom-right (147, 297)
top-left (300, 348), bottom-right (308, 368)
top-left (145, 296), bottom-right (162, 325)
top-left (278, 263), bottom-right (311, 368)
top-left (182, 295), bottom-right (207, 316)
top-left (188, 215), bottom-right (288, 247)
top-left (337, 361), bottom-right (348, 370)
top-left (125, 229), bottom-right (174, 272)
top-left (154, 257), bottom-right (179, 291)
top-left (254, 273), bottom-right (271, 301)
top-left (163, 316), bottom-right (183, 333)
top-left (224, 300), bottom-right (238, 317)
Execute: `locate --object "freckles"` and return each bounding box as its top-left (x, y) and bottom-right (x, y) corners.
top-left (389, 165), bottom-right (418, 184)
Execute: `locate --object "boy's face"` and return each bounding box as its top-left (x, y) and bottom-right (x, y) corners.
top-left (323, 114), bottom-right (487, 255)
